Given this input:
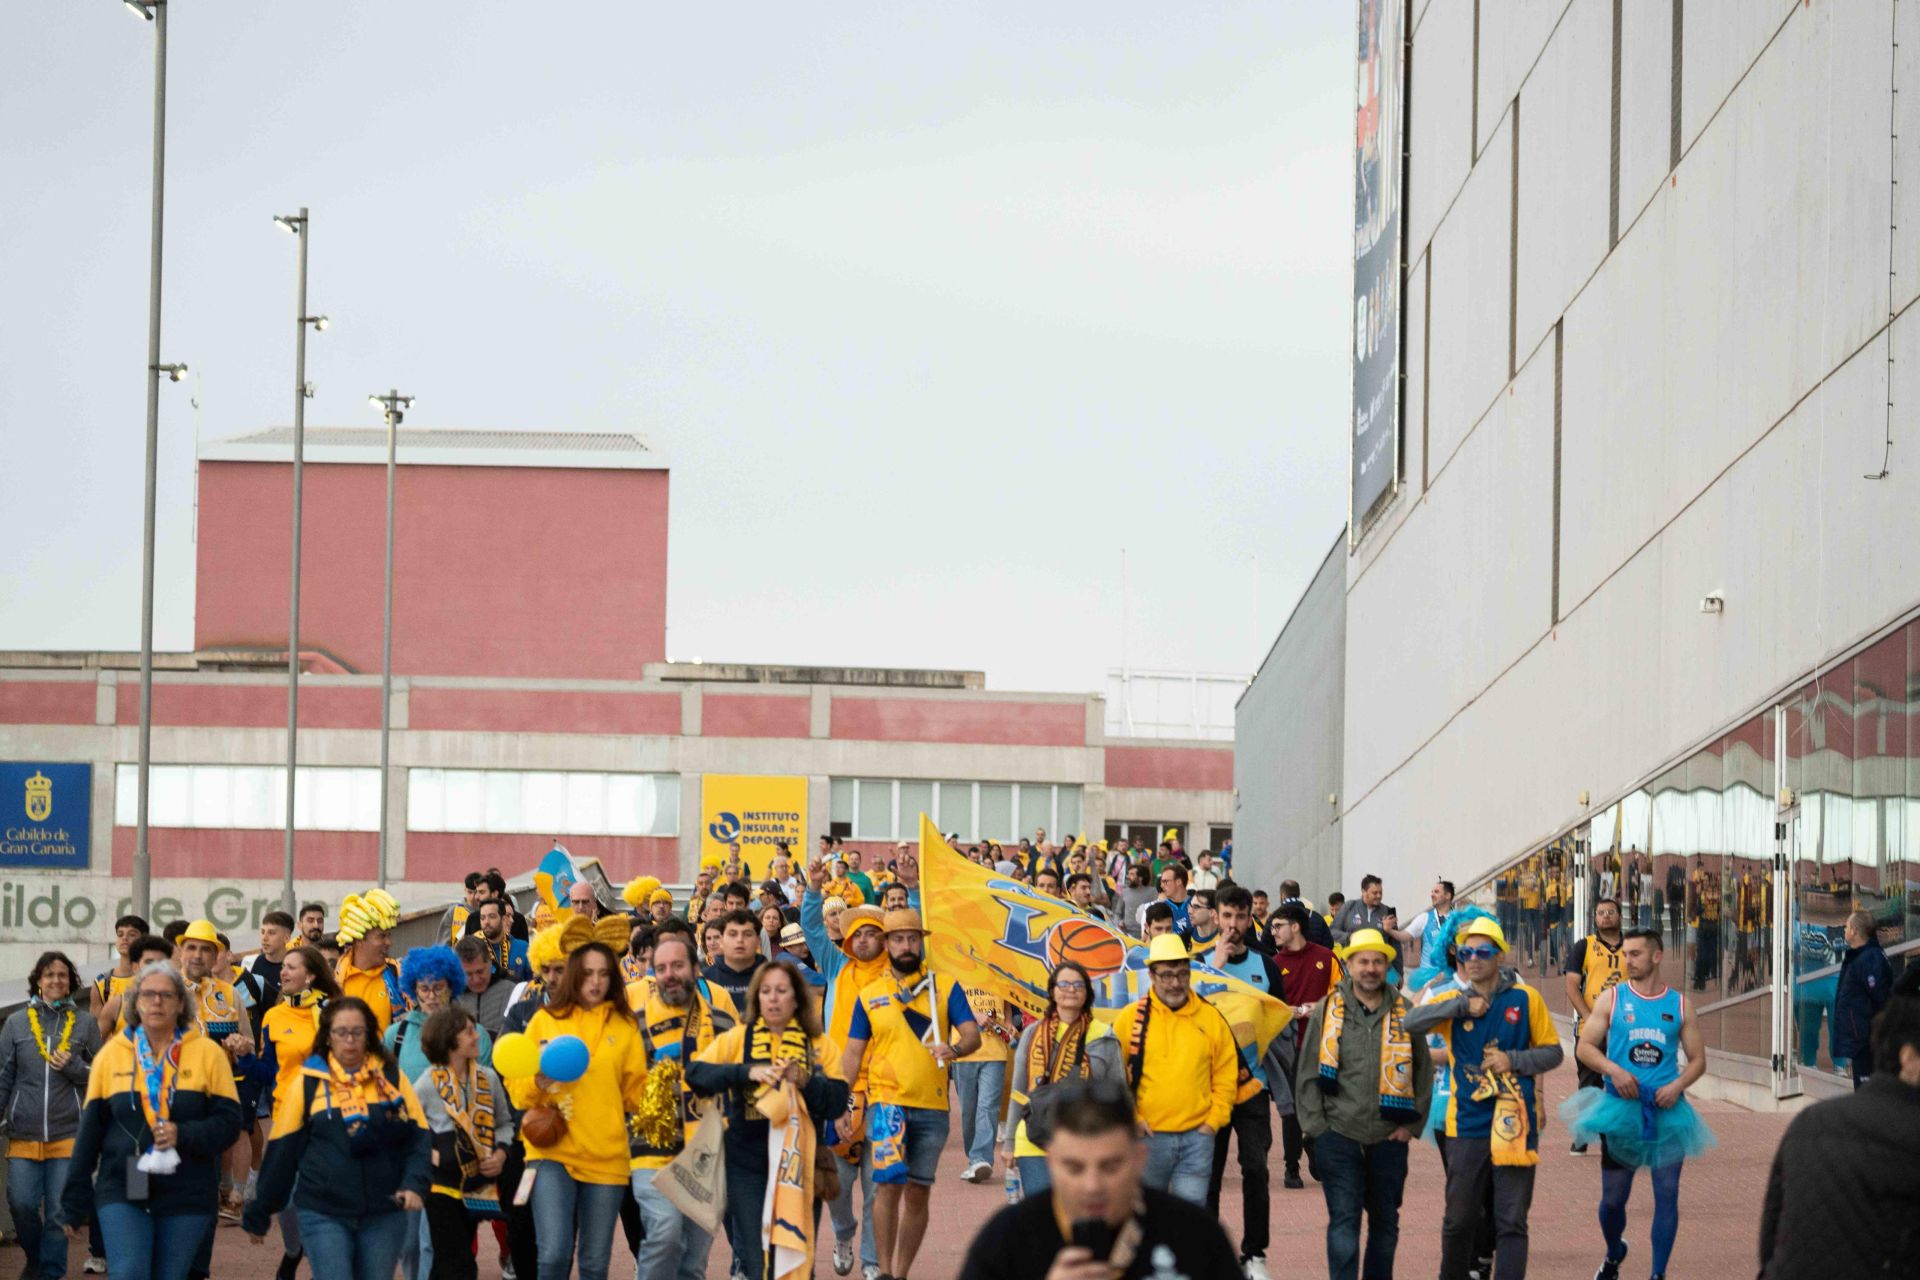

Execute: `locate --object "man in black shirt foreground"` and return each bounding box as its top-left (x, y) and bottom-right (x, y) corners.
top-left (957, 1079), bottom-right (1239, 1280)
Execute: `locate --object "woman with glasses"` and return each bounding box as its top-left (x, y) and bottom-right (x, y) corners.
top-left (242, 997), bottom-right (431, 1280)
top-left (254, 944), bottom-right (341, 1280)
top-left (385, 947), bottom-right (493, 1085)
top-left (507, 941), bottom-right (647, 1280)
top-left (60, 961), bottom-right (243, 1280)
top-left (1001, 961), bottom-right (1121, 1195)
top-left (0, 951), bottom-right (103, 1280)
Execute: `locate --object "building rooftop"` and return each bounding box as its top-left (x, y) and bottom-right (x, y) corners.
top-left (198, 427), bottom-right (665, 471)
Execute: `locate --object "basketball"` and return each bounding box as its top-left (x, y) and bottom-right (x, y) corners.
top-left (1047, 918), bottom-right (1126, 976)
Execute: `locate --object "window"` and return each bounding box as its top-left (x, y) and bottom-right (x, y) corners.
top-left (113, 764), bottom-right (381, 832)
top-left (406, 769), bottom-right (678, 836)
top-left (829, 779), bottom-right (1083, 844)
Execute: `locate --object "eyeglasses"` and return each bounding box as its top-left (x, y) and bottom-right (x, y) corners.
top-left (329, 1026), bottom-right (369, 1040)
top-left (136, 990), bottom-right (180, 1003)
top-left (1053, 979), bottom-right (1089, 992)
top-left (1457, 944), bottom-right (1500, 961)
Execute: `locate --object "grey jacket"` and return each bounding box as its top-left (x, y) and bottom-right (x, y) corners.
top-left (1401, 967), bottom-right (1565, 1077)
top-left (1294, 979), bottom-right (1433, 1145)
top-left (0, 1001), bottom-right (103, 1143)
top-left (1003, 1020), bottom-right (1124, 1149)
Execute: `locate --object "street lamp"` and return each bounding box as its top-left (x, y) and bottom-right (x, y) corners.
top-left (276, 208), bottom-right (327, 913)
top-left (367, 390), bottom-right (414, 890)
top-left (122, 0), bottom-right (184, 920)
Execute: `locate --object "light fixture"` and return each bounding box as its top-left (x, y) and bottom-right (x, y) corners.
top-left (272, 214), bottom-right (303, 234)
top-left (301, 382), bottom-right (316, 399)
top-left (310, 315), bottom-right (328, 331)
top-left (154, 362), bottom-right (188, 382)
top-left (1700, 591), bottom-right (1725, 615)
top-left (124, 0), bottom-right (156, 19)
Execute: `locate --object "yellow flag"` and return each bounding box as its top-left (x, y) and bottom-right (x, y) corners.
top-left (917, 814), bottom-right (1289, 1055)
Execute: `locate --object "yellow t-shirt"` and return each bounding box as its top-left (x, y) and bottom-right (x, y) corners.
top-left (848, 972), bottom-right (975, 1111)
top-left (956, 982), bottom-right (1011, 1064)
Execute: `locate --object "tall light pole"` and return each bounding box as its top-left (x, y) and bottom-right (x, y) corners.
top-left (124, 0), bottom-right (187, 919)
top-left (274, 209), bottom-right (328, 913)
top-left (367, 390), bottom-right (413, 891)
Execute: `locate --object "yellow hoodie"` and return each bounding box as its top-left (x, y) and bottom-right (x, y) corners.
top-left (1110, 989), bottom-right (1238, 1134)
top-left (507, 1002), bottom-right (648, 1186)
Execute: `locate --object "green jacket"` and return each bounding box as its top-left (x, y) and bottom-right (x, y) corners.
top-left (1294, 978), bottom-right (1434, 1146)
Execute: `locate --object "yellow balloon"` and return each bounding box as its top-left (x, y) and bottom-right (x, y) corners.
top-left (492, 1032), bottom-right (540, 1079)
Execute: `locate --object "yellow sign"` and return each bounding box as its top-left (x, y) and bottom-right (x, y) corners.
top-left (700, 775), bottom-right (808, 872)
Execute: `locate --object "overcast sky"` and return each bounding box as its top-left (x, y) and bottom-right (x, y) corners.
top-left (0, 4), bottom-right (1351, 696)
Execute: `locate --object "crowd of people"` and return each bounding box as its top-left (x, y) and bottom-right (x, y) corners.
top-left (0, 829), bottom-right (1916, 1280)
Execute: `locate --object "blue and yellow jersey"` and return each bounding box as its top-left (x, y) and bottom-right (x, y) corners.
top-left (1429, 980), bottom-right (1557, 1145)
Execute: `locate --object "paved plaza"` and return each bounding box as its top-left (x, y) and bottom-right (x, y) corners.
top-left (144, 1091), bottom-right (1784, 1280)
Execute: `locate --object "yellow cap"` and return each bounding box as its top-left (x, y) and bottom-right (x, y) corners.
top-left (180, 919), bottom-right (221, 947)
top-left (1459, 917), bottom-right (1509, 952)
top-left (1338, 928), bottom-right (1397, 961)
top-left (1145, 934), bottom-right (1192, 967)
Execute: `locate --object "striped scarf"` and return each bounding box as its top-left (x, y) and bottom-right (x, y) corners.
top-left (747, 1021), bottom-right (817, 1280)
top-left (1316, 985), bottom-right (1418, 1121)
top-left (322, 1055), bottom-right (403, 1134)
top-left (1026, 1010), bottom-right (1091, 1089)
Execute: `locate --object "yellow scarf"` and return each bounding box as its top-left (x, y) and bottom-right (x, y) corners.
top-left (26, 1003), bottom-right (76, 1062)
top-left (1472, 1068), bottom-right (1540, 1166)
top-left (322, 1055), bottom-right (402, 1129)
top-left (1026, 1011), bottom-right (1091, 1090)
top-left (748, 1021), bottom-right (817, 1280)
top-left (1316, 985), bottom-right (1418, 1122)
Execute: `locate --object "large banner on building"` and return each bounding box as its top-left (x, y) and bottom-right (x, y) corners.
top-left (1351, 0), bottom-right (1406, 536)
top-left (917, 814), bottom-right (1288, 1055)
top-left (700, 774), bottom-right (807, 870)
top-left (0, 762), bottom-right (90, 870)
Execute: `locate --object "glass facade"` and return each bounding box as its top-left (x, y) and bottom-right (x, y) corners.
top-left (1461, 617), bottom-right (1920, 1093)
top-left (830, 777), bottom-right (1082, 843)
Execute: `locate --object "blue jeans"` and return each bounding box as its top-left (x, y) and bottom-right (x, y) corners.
top-left (629, 1167), bottom-right (714, 1280)
top-left (952, 1060), bottom-right (1006, 1168)
top-left (900, 1105), bottom-right (951, 1185)
top-left (1142, 1129), bottom-right (1212, 1205)
top-left (8, 1155), bottom-right (71, 1280)
top-left (1317, 1130), bottom-right (1410, 1280)
top-left (296, 1207), bottom-right (410, 1280)
top-left (827, 1145), bottom-right (876, 1268)
top-left (94, 1204), bottom-right (210, 1280)
top-left (1015, 1155), bottom-right (1050, 1196)
top-left (397, 1206), bottom-right (432, 1280)
top-left (529, 1165), bottom-right (625, 1280)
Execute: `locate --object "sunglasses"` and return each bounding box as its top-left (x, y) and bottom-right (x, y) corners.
top-left (1457, 944), bottom-right (1501, 961)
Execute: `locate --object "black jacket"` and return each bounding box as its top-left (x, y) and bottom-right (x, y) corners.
top-left (1760, 1074), bottom-right (1920, 1279)
top-left (1833, 941), bottom-right (1894, 1062)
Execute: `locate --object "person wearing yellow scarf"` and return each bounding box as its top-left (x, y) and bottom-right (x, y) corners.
top-left (1002, 961), bottom-right (1121, 1194)
top-left (688, 959), bottom-right (849, 1280)
top-left (0, 953), bottom-right (102, 1280)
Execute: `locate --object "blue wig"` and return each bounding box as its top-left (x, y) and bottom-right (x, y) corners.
top-left (399, 945), bottom-right (466, 999)
top-left (1405, 903), bottom-right (1498, 995)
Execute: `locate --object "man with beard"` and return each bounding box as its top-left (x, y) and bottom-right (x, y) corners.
top-left (627, 932), bottom-right (729, 1280)
top-left (842, 910), bottom-right (981, 1280)
top-left (297, 901), bottom-right (328, 946)
top-left (1296, 929), bottom-right (1434, 1280)
top-left (803, 857), bottom-right (894, 1280)
top-left (1564, 897), bottom-right (1627, 1152)
top-left (454, 935), bottom-right (514, 1036)
top-left (1204, 886), bottom-right (1287, 1278)
top-left (1065, 872), bottom-right (1109, 923)
top-left (474, 897), bottom-right (531, 982)
top-left (1271, 901), bottom-right (1338, 1187)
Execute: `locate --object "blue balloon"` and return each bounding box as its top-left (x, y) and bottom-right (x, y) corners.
top-left (539, 1034), bottom-right (590, 1083)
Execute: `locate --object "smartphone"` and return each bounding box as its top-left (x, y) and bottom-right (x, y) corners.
top-left (124, 1158), bottom-right (150, 1203)
top-left (1069, 1218), bottom-right (1113, 1259)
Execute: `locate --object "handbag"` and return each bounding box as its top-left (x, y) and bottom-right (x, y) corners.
top-left (813, 1133), bottom-right (842, 1202)
top-left (655, 1110), bottom-right (727, 1235)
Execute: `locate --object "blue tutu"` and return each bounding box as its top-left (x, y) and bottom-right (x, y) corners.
top-left (1559, 1087), bottom-right (1716, 1167)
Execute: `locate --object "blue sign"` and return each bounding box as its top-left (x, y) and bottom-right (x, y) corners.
top-left (0, 763), bottom-right (91, 870)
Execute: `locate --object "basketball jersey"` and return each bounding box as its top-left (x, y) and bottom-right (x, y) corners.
top-left (1605, 983), bottom-right (1682, 1095)
top-left (1578, 935), bottom-right (1625, 1010)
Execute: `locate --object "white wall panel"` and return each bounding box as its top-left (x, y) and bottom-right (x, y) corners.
top-left (1407, 0), bottom-right (1477, 258)
top-left (1475, 0), bottom-right (1570, 159)
top-left (1425, 111), bottom-right (1513, 473)
top-left (1561, 2), bottom-right (1894, 611)
top-left (1404, 251), bottom-right (1429, 492)
top-left (1617, 0), bottom-right (1674, 226)
top-left (1343, 350), bottom-right (1554, 802)
top-left (1894, 2), bottom-right (1920, 313)
top-left (1679, 0), bottom-right (1797, 154)
top-left (1515, 0), bottom-right (1611, 356)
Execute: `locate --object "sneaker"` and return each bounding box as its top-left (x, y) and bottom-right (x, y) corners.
top-left (970, 1159), bottom-right (995, 1183)
top-left (275, 1251), bottom-right (304, 1280)
top-left (1242, 1257), bottom-right (1270, 1280)
top-left (85, 1260), bottom-right (109, 1276)
top-left (1571, 1140), bottom-right (1589, 1154)
top-left (218, 1191), bottom-right (244, 1223)
top-left (863, 1268), bottom-right (883, 1280)
top-left (1283, 1171), bottom-right (1305, 1190)
top-left (1594, 1242), bottom-right (1627, 1280)
top-left (500, 1262), bottom-right (517, 1280)
top-left (833, 1239), bottom-right (855, 1276)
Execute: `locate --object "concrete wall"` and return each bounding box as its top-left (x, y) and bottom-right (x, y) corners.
top-left (194, 461), bottom-right (671, 678)
top-left (1235, 533), bottom-right (1345, 900)
top-left (1344, 0), bottom-right (1920, 898)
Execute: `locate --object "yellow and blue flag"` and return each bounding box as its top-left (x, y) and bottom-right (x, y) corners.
top-left (916, 814), bottom-right (1289, 1055)
top-left (534, 844), bottom-right (580, 912)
